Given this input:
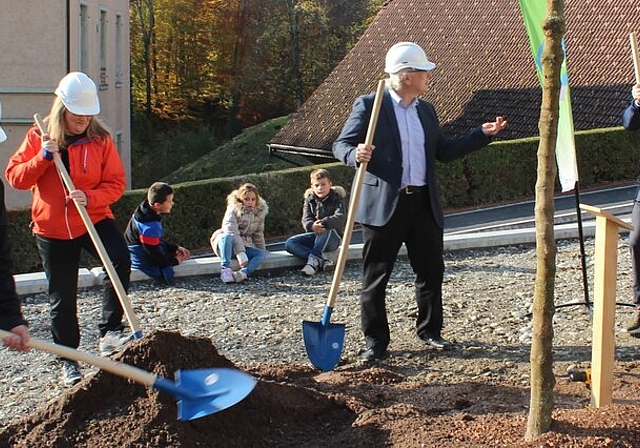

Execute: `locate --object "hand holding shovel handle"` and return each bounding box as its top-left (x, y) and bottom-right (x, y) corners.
top-left (325, 79), bottom-right (386, 311)
top-left (630, 32), bottom-right (640, 84)
top-left (0, 328), bottom-right (257, 421)
top-left (302, 80), bottom-right (386, 372)
top-left (33, 114), bottom-right (142, 339)
top-left (1, 328), bottom-right (153, 384)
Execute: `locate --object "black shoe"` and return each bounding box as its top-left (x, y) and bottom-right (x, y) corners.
top-left (423, 336), bottom-right (452, 350)
top-left (359, 347), bottom-right (387, 361)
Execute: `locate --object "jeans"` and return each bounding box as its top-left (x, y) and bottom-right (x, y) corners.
top-left (285, 229), bottom-right (341, 261)
top-left (217, 232), bottom-right (267, 277)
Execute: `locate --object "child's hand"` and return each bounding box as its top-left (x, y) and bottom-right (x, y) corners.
top-left (236, 251), bottom-right (249, 267)
top-left (175, 246), bottom-right (191, 263)
top-left (311, 220), bottom-right (326, 234)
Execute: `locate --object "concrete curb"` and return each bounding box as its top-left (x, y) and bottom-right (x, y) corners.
top-left (15, 215), bottom-right (631, 296)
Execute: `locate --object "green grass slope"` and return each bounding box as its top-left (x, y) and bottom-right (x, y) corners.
top-left (165, 116), bottom-right (313, 183)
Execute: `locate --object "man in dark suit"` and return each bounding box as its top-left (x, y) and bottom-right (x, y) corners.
top-left (333, 42), bottom-right (507, 360)
top-left (623, 82), bottom-right (640, 335)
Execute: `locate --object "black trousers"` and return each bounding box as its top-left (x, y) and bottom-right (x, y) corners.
top-left (630, 190), bottom-right (640, 307)
top-left (36, 218), bottom-right (131, 348)
top-left (360, 191), bottom-right (444, 352)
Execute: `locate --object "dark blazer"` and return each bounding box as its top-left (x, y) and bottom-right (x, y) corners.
top-left (333, 89), bottom-right (492, 228)
top-left (623, 101), bottom-right (640, 131)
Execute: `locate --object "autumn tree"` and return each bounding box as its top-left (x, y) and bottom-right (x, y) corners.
top-left (130, 0), bottom-right (155, 117)
top-left (526, 0), bottom-right (566, 441)
top-left (129, 0), bottom-right (378, 129)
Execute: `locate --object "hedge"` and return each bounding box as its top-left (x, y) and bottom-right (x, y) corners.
top-left (7, 127), bottom-right (640, 274)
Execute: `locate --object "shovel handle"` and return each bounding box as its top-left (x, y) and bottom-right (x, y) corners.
top-left (0, 328), bottom-right (156, 386)
top-left (325, 80), bottom-right (386, 308)
top-left (631, 32), bottom-right (640, 85)
top-left (33, 114), bottom-right (142, 338)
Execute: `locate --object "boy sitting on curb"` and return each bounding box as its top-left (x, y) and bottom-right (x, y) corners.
top-left (125, 182), bottom-right (190, 285)
top-left (285, 168), bottom-right (346, 276)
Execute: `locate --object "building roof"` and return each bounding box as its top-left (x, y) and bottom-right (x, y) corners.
top-left (269, 0), bottom-right (640, 159)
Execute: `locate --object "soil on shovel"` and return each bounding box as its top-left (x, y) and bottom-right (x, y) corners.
top-left (2, 330), bottom-right (640, 447)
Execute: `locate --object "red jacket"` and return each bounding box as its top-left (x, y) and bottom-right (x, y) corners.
top-left (5, 126), bottom-right (126, 240)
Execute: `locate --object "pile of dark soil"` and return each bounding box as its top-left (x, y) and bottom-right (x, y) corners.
top-left (2, 330), bottom-right (640, 447)
top-left (0, 331), bottom-right (356, 447)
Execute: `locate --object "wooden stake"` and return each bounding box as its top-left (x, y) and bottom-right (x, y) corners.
top-left (579, 204), bottom-right (633, 408)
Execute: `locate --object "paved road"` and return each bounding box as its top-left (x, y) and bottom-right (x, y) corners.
top-left (445, 183), bottom-right (635, 233)
top-left (16, 183), bottom-right (637, 295)
top-left (268, 184), bottom-right (637, 250)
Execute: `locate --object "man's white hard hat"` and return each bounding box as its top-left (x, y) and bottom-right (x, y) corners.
top-left (0, 99), bottom-right (7, 143)
top-left (54, 72), bottom-right (100, 116)
top-left (384, 42), bottom-right (436, 74)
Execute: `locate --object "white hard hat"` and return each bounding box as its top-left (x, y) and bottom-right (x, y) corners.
top-left (0, 99), bottom-right (6, 143)
top-left (384, 42), bottom-right (436, 74)
top-left (54, 72), bottom-right (100, 115)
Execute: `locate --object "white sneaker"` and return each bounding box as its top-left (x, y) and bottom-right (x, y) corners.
top-left (220, 268), bottom-right (234, 283)
top-left (301, 264), bottom-right (317, 276)
top-left (99, 330), bottom-right (133, 357)
top-left (232, 270), bottom-right (248, 283)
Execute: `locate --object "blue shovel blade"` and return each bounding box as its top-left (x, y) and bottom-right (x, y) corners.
top-left (302, 320), bottom-right (346, 372)
top-left (173, 368), bottom-right (257, 421)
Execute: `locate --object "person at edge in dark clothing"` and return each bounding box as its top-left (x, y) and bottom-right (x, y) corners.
top-left (622, 81), bottom-right (640, 335)
top-left (0, 98), bottom-right (29, 352)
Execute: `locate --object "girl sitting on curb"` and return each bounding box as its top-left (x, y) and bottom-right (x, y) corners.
top-left (210, 183), bottom-right (269, 283)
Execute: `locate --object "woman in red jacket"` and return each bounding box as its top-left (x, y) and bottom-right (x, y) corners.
top-left (5, 72), bottom-right (132, 387)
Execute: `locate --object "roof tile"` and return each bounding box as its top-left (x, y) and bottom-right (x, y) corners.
top-left (270, 0), bottom-right (640, 157)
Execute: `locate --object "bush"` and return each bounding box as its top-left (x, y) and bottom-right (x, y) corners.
top-left (130, 112), bottom-right (217, 189)
top-left (8, 127), bottom-right (640, 274)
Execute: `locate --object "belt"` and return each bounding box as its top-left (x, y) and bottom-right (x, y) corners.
top-left (400, 185), bottom-right (427, 195)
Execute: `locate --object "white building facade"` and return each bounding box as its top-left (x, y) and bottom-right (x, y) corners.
top-left (0, 0), bottom-right (131, 209)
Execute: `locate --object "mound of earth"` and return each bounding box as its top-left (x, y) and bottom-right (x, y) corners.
top-left (1, 330), bottom-right (639, 447)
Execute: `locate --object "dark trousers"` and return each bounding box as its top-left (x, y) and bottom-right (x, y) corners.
top-left (361, 191), bottom-right (444, 352)
top-left (36, 218), bottom-right (131, 348)
top-left (630, 192), bottom-right (640, 307)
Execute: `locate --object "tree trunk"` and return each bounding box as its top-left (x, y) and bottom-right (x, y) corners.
top-left (134, 0), bottom-right (155, 118)
top-left (284, 0), bottom-right (303, 108)
top-left (525, 0), bottom-right (566, 441)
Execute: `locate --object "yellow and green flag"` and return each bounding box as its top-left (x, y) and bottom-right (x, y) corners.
top-left (519, 0), bottom-right (579, 192)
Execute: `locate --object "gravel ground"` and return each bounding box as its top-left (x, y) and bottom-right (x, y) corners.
top-left (1, 235), bottom-right (639, 429)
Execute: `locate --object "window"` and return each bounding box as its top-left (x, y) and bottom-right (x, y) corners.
top-left (79, 4), bottom-right (89, 72)
top-left (100, 9), bottom-right (108, 87)
top-left (115, 13), bottom-right (123, 86)
top-left (115, 130), bottom-right (123, 158)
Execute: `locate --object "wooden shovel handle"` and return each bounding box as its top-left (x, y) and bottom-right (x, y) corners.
top-left (0, 328), bottom-right (155, 386)
top-left (630, 32), bottom-right (640, 85)
top-left (326, 79), bottom-right (386, 308)
top-left (33, 114), bottom-right (142, 337)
